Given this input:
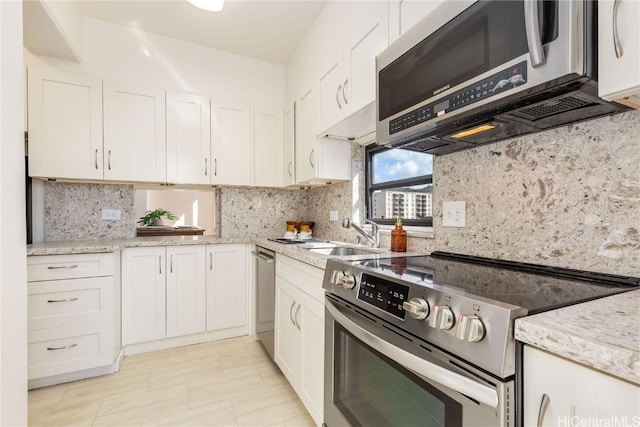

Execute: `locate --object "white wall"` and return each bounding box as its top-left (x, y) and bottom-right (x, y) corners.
top-left (25, 16), bottom-right (285, 106)
top-left (0, 0), bottom-right (28, 424)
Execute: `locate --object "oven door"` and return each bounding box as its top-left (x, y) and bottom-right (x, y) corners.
top-left (324, 295), bottom-right (513, 427)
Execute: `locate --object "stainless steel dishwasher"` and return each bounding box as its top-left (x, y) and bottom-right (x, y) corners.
top-left (253, 246), bottom-right (275, 359)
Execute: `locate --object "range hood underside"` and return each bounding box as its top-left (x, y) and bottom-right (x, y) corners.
top-left (388, 79), bottom-right (629, 155)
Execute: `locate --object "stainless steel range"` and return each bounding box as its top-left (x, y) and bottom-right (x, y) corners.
top-left (322, 252), bottom-right (638, 427)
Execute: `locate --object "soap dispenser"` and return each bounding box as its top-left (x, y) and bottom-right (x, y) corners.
top-left (391, 217), bottom-right (407, 252)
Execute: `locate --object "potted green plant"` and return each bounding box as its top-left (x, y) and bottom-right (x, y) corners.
top-left (137, 208), bottom-right (178, 227)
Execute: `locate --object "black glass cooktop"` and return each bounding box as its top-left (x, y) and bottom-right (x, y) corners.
top-left (350, 252), bottom-right (639, 314)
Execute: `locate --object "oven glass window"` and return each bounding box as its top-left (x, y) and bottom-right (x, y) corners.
top-left (334, 325), bottom-right (462, 427)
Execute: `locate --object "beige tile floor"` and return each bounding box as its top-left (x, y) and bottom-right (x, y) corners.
top-left (28, 336), bottom-right (316, 427)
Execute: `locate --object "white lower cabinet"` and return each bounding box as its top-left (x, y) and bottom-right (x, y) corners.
top-left (122, 244), bottom-right (248, 348)
top-left (205, 244), bottom-right (248, 332)
top-left (275, 255), bottom-right (324, 426)
top-left (27, 253), bottom-right (117, 382)
top-left (122, 245), bottom-right (206, 345)
top-left (523, 345), bottom-right (640, 426)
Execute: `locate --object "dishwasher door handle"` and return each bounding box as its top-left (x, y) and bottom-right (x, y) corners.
top-left (251, 251), bottom-right (274, 263)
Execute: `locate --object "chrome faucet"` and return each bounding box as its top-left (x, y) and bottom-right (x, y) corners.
top-left (342, 218), bottom-right (380, 248)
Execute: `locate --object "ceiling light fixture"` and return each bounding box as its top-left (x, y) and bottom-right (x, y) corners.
top-left (187, 0), bottom-right (224, 12)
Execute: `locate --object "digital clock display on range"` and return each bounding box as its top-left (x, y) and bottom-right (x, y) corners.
top-left (357, 273), bottom-right (409, 319)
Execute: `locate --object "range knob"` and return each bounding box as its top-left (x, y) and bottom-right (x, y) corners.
top-left (455, 314), bottom-right (485, 342)
top-left (402, 298), bottom-right (430, 320)
top-left (428, 305), bottom-right (455, 330)
top-left (337, 272), bottom-right (356, 289)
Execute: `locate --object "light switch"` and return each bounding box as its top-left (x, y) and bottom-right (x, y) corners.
top-left (442, 201), bottom-right (465, 227)
top-left (329, 210), bottom-right (339, 222)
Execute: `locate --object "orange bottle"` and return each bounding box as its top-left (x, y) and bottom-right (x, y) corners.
top-left (391, 217), bottom-right (407, 252)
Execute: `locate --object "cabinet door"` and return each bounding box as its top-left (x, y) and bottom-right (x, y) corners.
top-left (27, 68), bottom-right (103, 180)
top-left (274, 277), bottom-right (301, 384)
top-left (211, 101), bottom-right (252, 186)
top-left (103, 81), bottom-right (166, 183)
top-left (318, 56), bottom-right (345, 134)
top-left (206, 244), bottom-right (248, 331)
top-left (253, 106), bottom-right (284, 188)
top-left (121, 247), bottom-right (166, 345)
top-left (283, 103), bottom-right (296, 186)
top-left (598, 0), bottom-right (640, 104)
top-left (343, 1), bottom-right (389, 115)
top-left (295, 88), bottom-right (318, 184)
top-left (389, 0), bottom-right (444, 41)
top-left (166, 245), bottom-right (206, 338)
top-left (166, 92), bottom-right (211, 185)
top-left (523, 346), bottom-right (640, 427)
top-left (298, 292), bottom-right (325, 426)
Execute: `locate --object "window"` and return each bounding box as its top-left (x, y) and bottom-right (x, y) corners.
top-left (366, 144), bottom-right (433, 227)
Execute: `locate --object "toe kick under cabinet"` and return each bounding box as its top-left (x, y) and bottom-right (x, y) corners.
top-left (27, 253), bottom-right (120, 387)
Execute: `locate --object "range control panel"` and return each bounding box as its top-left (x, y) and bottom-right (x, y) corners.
top-left (358, 273), bottom-right (409, 319)
top-left (389, 61), bottom-right (528, 135)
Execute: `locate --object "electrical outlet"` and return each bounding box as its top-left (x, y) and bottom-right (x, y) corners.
top-left (442, 201), bottom-right (465, 227)
top-left (102, 209), bottom-right (121, 220)
top-left (329, 210), bottom-right (339, 222)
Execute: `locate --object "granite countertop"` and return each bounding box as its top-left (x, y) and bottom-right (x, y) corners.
top-left (515, 289), bottom-right (640, 385)
top-left (26, 236), bottom-right (251, 256)
top-left (27, 236), bottom-right (425, 270)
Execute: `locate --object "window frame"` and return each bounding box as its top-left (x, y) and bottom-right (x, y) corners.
top-left (365, 144), bottom-right (433, 227)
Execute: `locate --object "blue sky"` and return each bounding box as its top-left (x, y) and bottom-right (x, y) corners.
top-left (373, 149), bottom-right (433, 184)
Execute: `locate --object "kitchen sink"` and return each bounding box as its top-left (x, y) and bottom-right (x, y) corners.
top-left (306, 246), bottom-right (377, 256)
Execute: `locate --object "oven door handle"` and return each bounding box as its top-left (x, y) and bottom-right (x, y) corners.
top-left (326, 299), bottom-right (500, 409)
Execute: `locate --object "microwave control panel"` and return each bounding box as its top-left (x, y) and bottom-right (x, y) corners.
top-left (389, 61), bottom-right (528, 135)
top-left (358, 273), bottom-right (409, 319)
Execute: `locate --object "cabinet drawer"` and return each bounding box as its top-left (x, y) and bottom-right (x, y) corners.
top-left (276, 255), bottom-right (325, 303)
top-left (28, 323), bottom-right (113, 380)
top-left (27, 253), bottom-right (114, 282)
top-left (28, 277), bottom-right (113, 331)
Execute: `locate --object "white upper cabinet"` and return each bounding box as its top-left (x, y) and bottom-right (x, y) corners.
top-left (27, 68), bottom-right (103, 180)
top-left (211, 101), bottom-right (252, 186)
top-left (283, 103), bottom-right (296, 187)
top-left (295, 88), bottom-right (319, 184)
top-left (166, 92), bottom-right (211, 185)
top-left (388, 0), bottom-right (444, 41)
top-left (317, 1), bottom-right (388, 137)
top-left (253, 106), bottom-right (284, 188)
top-left (103, 81), bottom-right (166, 183)
top-left (598, 0), bottom-right (640, 108)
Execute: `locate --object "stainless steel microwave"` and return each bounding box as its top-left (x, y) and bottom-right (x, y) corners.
top-left (375, 0), bottom-right (627, 155)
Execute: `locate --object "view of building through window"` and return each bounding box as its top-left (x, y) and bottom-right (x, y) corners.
top-left (367, 146), bottom-right (433, 226)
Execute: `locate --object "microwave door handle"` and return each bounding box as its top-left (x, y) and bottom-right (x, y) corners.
top-left (524, 0), bottom-right (546, 67)
top-left (325, 299), bottom-right (499, 408)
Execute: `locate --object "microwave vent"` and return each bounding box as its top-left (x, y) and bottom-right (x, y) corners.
top-left (402, 138), bottom-right (450, 153)
top-left (512, 96), bottom-right (595, 121)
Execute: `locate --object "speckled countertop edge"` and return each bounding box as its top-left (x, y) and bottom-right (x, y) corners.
top-left (515, 289), bottom-right (640, 385)
top-left (26, 236), bottom-right (429, 270)
top-left (26, 236), bottom-right (251, 256)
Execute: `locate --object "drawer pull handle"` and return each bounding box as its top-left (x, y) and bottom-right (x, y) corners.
top-left (47, 298), bottom-right (78, 303)
top-left (47, 343), bottom-right (78, 351)
top-left (47, 265), bottom-right (78, 270)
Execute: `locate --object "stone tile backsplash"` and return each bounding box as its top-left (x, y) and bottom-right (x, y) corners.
top-left (218, 186), bottom-right (309, 238)
top-left (39, 110), bottom-right (639, 278)
top-left (44, 182), bottom-right (135, 241)
top-left (433, 110), bottom-right (640, 276)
